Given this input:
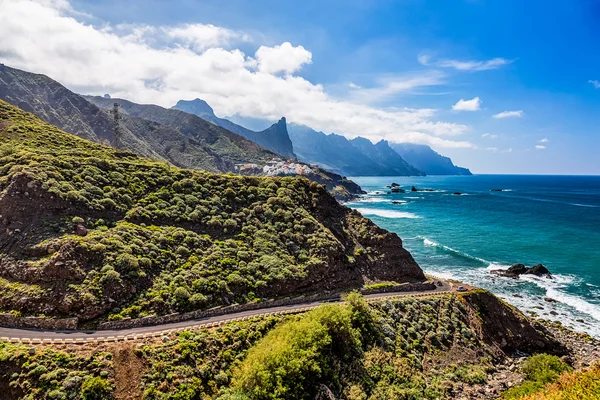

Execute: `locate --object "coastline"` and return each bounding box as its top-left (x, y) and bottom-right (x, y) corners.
top-left (345, 175), bottom-right (600, 339)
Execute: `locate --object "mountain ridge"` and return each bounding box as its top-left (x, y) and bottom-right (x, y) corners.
top-left (173, 98), bottom-right (295, 158)
top-left (390, 142), bottom-right (472, 175)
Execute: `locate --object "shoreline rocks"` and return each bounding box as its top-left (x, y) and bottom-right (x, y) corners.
top-left (490, 263), bottom-right (553, 279)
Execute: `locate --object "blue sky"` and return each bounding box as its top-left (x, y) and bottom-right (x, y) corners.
top-left (2, 0), bottom-right (599, 174)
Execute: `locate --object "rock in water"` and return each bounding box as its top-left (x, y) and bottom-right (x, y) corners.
top-left (390, 182), bottom-right (400, 187)
top-left (490, 263), bottom-right (552, 279)
top-left (526, 264), bottom-right (552, 278)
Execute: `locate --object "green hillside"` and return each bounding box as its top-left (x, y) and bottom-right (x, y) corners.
top-left (0, 100), bottom-right (423, 323)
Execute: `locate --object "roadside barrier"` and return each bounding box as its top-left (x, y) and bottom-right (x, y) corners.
top-left (0, 290), bottom-right (453, 344)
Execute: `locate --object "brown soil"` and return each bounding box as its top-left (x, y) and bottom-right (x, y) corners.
top-left (111, 344), bottom-right (145, 400)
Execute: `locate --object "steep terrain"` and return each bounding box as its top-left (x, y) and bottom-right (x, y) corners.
top-left (87, 96), bottom-right (363, 200)
top-left (350, 137), bottom-right (424, 176)
top-left (173, 99), bottom-right (295, 159)
top-left (85, 96), bottom-right (275, 166)
top-left (0, 100), bottom-right (423, 323)
top-left (390, 143), bottom-right (473, 176)
top-left (288, 123), bottom-right (424, 176)
top-left (0, 64), bottom-right (269, 173)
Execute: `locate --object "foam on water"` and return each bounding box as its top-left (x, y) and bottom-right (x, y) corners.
top-left (417, 236), bottom-right (488, 264)
top-left (419, 237), bottom-right (600, 337)
top-left (354, 208), bottom-right (421, 219)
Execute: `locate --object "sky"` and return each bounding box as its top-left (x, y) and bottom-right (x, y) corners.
top-left (1, 0), bottom-right (599, 174)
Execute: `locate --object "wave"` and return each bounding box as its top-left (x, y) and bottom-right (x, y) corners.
top-left (417, 236), bottom-right (489, 264)
top-left (520, 274), bottom-right (600, 322)
top-left (404, 196), bottom-right (422, 199)
top-left (516, 195), bottom-right (600, 208)
top-left (353, 208), bottom-right (421, 219)
top-left (355, 197), bottom-right (390, 203)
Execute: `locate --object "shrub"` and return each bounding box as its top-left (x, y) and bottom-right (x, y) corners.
top-left (80, 376), bottom-right (112, 400)
top-left (502, 354), bottom-right (573, 399)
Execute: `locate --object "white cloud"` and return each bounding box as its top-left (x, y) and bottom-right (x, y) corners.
top-left (535, 145), bottom-right (546, 150)
top-left (0, 0), bottom-right (473, 148)
top-left (452, 97), bottom-right (481, 111)
top-left (486, 147), bottom-right (498, 152)
top-left (538, 138), bottom-right (549, 143)
top-left (501, 148), bottom-right (513, 153)
top-left (348, 82), bottom-right (362, 89)
top-left (482, 133), bottom-right (498, 139)
top-left (254, 42), bottom-right (312, 74)
top-left (589, 80), bottom-right (600, 89)
top-left (347, 71), bottom-right (445, 103)
top-left (165, 24), bottom-right (250, 52)
top-left (493, 110), bottom-right (524, 119)
top-left (418, 54), bottom-right (514, 71)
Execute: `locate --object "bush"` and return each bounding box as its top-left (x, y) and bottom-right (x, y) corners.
top-left (80, 376), bottom-right (112, 400)
top-left (502, 354), bottom-right (572, 399)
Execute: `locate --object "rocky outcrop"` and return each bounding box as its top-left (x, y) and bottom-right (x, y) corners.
top-left (461, 290), bottom-right (566, 354)
top-left (490, 264), bottom-right (552, 279)
top-left (172, 99), bottom-right (296, 159)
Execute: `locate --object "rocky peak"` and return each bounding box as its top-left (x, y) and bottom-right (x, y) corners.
top-left (174, 98), bottom-right (215, 117)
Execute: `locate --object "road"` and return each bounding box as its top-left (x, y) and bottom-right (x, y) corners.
top-left (0, 281), bottom-right (452, 342)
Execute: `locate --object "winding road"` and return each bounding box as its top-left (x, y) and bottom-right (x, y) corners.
top-left (0, 281), bottom-right (453, 343)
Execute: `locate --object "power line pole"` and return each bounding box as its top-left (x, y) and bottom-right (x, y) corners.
top-left (111, 102), bottom-right (122, 149)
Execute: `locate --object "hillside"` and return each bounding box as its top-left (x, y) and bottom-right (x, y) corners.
top-left (85, 95), bottom-right (276, 166)
top-left (87, 96), bottom-right (363, 200)
top-left (0, 291), bottom-right (573, 400)
top-left (173, 99), bottom-right (295, 159)
top-left (0, 64), bottom-right (271, 173)
top-left (288, 123), bottom-right (424, 176)
top-left (0, 100), bottom-right (423, 324)
top-left (390, 143), bottom-right (473, 176)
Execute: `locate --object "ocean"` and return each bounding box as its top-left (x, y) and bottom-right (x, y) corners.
top-left (346, 175), bottom-right (600, 338)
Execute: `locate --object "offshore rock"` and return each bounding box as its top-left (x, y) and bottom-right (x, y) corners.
top-left (490, 263), bottom-right (552, 279)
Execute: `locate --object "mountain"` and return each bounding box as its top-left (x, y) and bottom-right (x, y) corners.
top-left (87, 96), bottom-right (363, 200)
top-left (173, 99), bottom-right (296, 158)
top-left (390, 143), bottom-right (473, 175)
top-left (0, 99), bottom-right (423, 322)
top-left (84, 95), bottom-right (277, 166)
top-left (0, 64), bottom-right (274, 173)
top-left (350, 137), bottom-right (424, 176)
top-left (288, 124), bottom-right (424, 176)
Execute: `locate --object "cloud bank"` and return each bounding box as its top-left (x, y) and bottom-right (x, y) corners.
top-left (0, 0), bottom-right (474, 148)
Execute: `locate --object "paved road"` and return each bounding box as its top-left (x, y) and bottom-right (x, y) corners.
top-left (0, 282), bottom-right (452, 341)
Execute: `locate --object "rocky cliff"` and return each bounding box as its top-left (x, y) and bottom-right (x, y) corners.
top-left (390, 143), bottom-right (473, 176)
top-left (173, 99), bottom-right (296, 159)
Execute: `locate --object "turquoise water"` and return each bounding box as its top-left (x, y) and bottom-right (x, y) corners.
top-left (346, 175), bottom-right (600, 337)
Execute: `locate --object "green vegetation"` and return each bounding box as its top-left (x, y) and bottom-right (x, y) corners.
top-left (218, 293), bottom-right (492, 400)
top-left (139, 317), bottom-right (282, 399)
top-left (520, 363), bottom-right (600, 400)
top-left (0, 100), bottom-right (421, 322)
top-left (363, 282), bottom-right (397, 291)
top-left (0, 343), bottom-right (113, 400)
top-left (503, 354), bottom-right (573, 399)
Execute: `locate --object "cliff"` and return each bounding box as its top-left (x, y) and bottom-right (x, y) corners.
top-left (173, 99), bottom-right (296, 159)
top-left (390, 143), bottom-right (473, 176)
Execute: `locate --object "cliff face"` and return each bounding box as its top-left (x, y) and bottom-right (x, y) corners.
top-left (173, 99), bottom-right (296, 159)
top-left (288, 124), bottom-right (425, 176)
top-left (390, 143), bottom-right (473, 176)
top-left (0, 100), bottom-right (423, 322)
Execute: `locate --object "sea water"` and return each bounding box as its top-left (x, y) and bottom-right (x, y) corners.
top-left (346, 175), bottom-right (600, 338)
